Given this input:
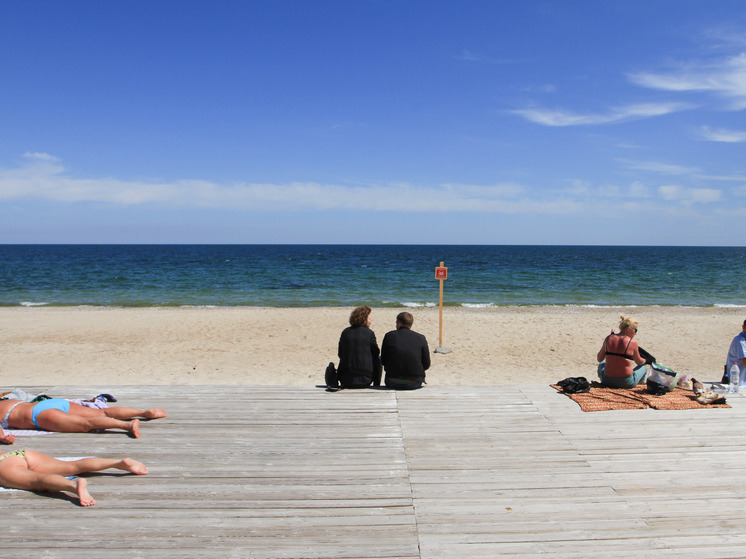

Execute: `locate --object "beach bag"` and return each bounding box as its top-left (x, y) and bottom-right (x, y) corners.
top-left (646, 363), bottom-right (679, 395)
top-left (557, 377), bottom-right (591, 394)
top-left (325, 362), bottom-right (339, 392)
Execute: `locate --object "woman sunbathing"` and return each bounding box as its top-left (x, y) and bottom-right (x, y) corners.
top-left (0, 398), bottom-right (167, 444)
top-left (0, 448), bottom-right (147, 506)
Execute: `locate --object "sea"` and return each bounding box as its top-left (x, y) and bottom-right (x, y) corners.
top-left (0, 244), bottom-right (744, 308)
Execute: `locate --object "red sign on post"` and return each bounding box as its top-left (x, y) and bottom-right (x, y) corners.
top-left (434, 261), bottom-right (450, 353)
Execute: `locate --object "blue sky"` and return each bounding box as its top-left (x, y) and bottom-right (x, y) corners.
top-left (1, 1), bottom-right (745, 245)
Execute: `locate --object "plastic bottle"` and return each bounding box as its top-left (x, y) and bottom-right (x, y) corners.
top-left (730, 362), bottom-right (740, 394)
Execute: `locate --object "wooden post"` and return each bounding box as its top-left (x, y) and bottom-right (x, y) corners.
top-left (434, 262), bottom-right (451, 354)
top-left (438, 262), bottom-right (444, 347)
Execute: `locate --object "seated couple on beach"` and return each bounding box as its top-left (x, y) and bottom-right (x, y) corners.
top-left (0, 448), bottom-right (148, 507)
top-left (0, 398), bottom-right (167, 444)
top-left (596, 315), bottom-right (652, 388)
top-left (327, 306), bottom-right (430, 391)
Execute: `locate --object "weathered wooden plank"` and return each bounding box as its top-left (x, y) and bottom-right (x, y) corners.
top-left (2, 384), bottom-right (746, 558)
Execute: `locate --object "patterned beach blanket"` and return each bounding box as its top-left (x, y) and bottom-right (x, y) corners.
top-left (551, 381), bottom-right (731, 412)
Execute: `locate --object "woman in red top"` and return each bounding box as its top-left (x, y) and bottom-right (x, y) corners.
top-left (596, 315), bottom-right (648, 388)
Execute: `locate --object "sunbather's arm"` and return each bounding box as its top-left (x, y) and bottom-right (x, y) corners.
top-left (630, 342), bottom-right (646, 367)
top-left (597, 334), bottom-right (611, 363)
top-left (0, 428), bottom-right (15, 444)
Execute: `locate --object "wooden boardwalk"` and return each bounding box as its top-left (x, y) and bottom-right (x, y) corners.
top-left (2, 384), bottom-right (746, 558)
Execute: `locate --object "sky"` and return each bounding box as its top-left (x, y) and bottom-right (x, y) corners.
top-left (1, 0), bottom-right (745, 245)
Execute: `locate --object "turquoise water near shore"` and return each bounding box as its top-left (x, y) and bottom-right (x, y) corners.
top-left (1, 244), bottom-right (744, 308)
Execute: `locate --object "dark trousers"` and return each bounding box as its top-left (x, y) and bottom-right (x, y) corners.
top-left (385, 378), bottom-right (423, 390)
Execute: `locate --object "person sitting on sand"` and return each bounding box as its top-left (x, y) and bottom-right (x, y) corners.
top-left (0, 398), bottom-right (167, 444)
top-left (596, 315), bottom-right (649, 388)
top-left (0, 448), bottom-right (147, 506)
top-left (331, 305), bottom-right (382, 390)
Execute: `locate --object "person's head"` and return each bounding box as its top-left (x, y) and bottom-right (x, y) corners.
top-left (742, 319), bottom-right (746, 332)
top-left (618, 315), bottom-right (638, 337)
top-left (396, 311), bottom-right (414, 329)
top-left (349, 305), bottom-right (372, 327)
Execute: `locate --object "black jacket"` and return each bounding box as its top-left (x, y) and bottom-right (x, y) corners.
top-left (337, 325), bottom-right (381, 388)
top-left (381, 327), bottom-right (430, 383)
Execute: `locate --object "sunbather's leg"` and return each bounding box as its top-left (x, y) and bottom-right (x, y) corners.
top-left (0, 454), bottom-right (94, 505)
top-left (35, 409), bottom-right (141, 438)
top-left (24, 449), bottom-right (148, 476)
top-left (68, 402), bottom-right (167, 420)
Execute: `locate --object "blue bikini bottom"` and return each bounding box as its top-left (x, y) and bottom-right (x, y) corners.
top-left (31, 399), bottom-right (71, 429)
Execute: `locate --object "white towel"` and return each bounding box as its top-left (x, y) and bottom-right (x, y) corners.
top-left (3, 429), bottom-right (55, 437)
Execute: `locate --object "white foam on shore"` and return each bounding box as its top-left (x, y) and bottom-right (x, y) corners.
top-left (577, 304), bottom-right (643, 309)
top-left (19, 302), bottom-right (49, 307)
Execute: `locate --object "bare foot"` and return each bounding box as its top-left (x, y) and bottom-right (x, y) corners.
top-left (121, 457), bottom-right (148, 475)
top-left (76, 478), bottom-right (95, 507)
top-left (143, 408), bottom-right (167, 419)
top-left (129, 419), bottom-right (141, 439)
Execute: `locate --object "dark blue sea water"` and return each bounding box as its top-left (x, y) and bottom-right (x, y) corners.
top-left (0, 245), bottom-right (744, 308)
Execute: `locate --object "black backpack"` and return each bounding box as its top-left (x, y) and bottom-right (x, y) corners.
top-left (557, 377), bottom-right (591, 394)
top-left (325, 362), bottom-right (339, 392)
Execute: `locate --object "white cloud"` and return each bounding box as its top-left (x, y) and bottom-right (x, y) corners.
top-left (629, 53), bottom-right (746, 110)
top-left (514, 50), bottom-right (746, 130)
top-left (690, 188), bottom-right (722, 203)
top-left (587, 181), bottom-right (652, 200)
top-left (519, 84), bottom-right (557, 93)
top-left (704, 27), bottom-right (746, 49)
top-left (0, 155), bottom-right (727, 219)
top-left (22, 152), bottom-right (60, 162)
top-left (440, 183), bottom-right (526, 198)
top-left (658, 184), bottom-right (721, 204)
top-left (622, 160), bottom-right (746, 184)
top-left (620, 159), bottom-right (700, 176)
top-left (659, 185), bottom-right (683, 200)
top-left (511, 102), bottom-right (691, 126)
top-left (455, 49), bottom-right (523, 65)
top-left (698, 173), bottom-right (746, 182)
top-left (456, 49), bottom-right (483, 62)
top-left (629, 181), bottom-right (652, 198)
top-left (0, 155), bottom-right (568, 214)
top-left (700, 126), bottom-right (746, 142)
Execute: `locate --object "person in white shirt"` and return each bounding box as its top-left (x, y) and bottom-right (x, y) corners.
top-left (724, 319), bottom-right (746, 386)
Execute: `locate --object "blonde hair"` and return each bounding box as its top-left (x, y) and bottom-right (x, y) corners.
top-left (618, 315), bottom-right (638, 332)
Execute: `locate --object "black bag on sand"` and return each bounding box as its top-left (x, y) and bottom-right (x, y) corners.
top-left (557, 377), bottom-right (591, 394)
top-left (325, 362), bottom-right (339, 392)
top-left (646, 379), bottom-right (668, 396)
top-left (646, 363), bottom-right (678, 395)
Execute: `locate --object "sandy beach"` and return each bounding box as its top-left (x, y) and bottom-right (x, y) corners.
top-left (0, 306), bottom-right (742, 388)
